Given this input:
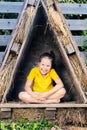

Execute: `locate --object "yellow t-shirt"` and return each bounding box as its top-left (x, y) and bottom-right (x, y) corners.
top-left (27, 67), bottom-right (59, 92)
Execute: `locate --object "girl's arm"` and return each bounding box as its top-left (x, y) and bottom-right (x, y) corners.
top-left (24, 79), bottom-right (43, 100)
top-left (24, 79), bottom-right (36, 98)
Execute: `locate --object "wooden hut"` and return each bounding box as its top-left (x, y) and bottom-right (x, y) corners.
top-left (0, 0), bottom-right (87, 126)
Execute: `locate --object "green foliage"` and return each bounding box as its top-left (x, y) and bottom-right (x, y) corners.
top-left (81, 42), bottom-right (87, 52)
top-left (0, 116), bottom-right (60, 130)
top-left (82, 30), bottom-right (87, 36)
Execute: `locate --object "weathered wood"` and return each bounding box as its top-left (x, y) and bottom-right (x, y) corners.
top-left (1, 108), bottom-right (11, 112)
top-left (45, 108), bottom-right (56, 119)
top-left (0, 2), bottom-right (23, 13)
top-left (0, 108), bottom-right (11, 118)
top-left (11, 42), bottom-right (21, 54)
top-left (0, 19), bottom-right (17, 30)
top-left (67, 19), bottom-right (87, 30)
top-left (28, 0), bottom-right (37, 5)
top-left (59, 3), bottom-right (87, 14)
top-left (0, 35), bottom-right (86, 47)
top-left (80, 52), bottom-right (87, 62)
top-left (73, 36), bottom-right (87, 46)
top-left (0, 35), bottom-right (10, 46)
top-left (0, 12), bottom-right (87, 31)
top-left (65, 44), bottom-right (75, 55)
top-left (0, 103), bottom-right (87, 108)
top-left (0, 52), bottom-right (4, 64)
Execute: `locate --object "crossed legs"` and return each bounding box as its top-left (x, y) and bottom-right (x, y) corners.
top-left (18, 87), bottom-right (66, 103)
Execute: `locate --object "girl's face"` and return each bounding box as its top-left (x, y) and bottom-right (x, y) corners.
top-left (39, 57), bottom-right (52, 76)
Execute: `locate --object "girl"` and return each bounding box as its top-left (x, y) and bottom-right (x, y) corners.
top-left (18, 52), bottom-right (66, 103)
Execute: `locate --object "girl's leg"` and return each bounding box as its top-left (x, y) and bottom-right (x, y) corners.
top-left (18, 92), bottom-right (40, 103)
top-left (46, 87), bottom-right (66, 101)
top-left (36, 87), bottom-right (66, 104)
top-left (41, 99), bottom-right (60, 103)
top-left (18, 87), bottom-right (66, 104)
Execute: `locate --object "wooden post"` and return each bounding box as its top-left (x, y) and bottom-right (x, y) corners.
top-left (45, 108), bottom-right (57, 120)
top-left (0, 108), bottom-right (11, 119)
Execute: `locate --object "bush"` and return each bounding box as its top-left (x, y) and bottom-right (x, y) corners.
top-left (0, 116), bottom-right (60, 130)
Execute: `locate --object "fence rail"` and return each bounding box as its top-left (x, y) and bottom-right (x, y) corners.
top-left (0, 1), bottom-right (87, 64)
top-left (0, 2), bottom-right (23, 13)
top-left (59, 3), bottom-right (87, 14)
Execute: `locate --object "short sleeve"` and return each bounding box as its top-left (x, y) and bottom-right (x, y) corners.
top-left (50, 69), bottom-right (59, 80)
top-left (27, 68), bottom-right (36, 81)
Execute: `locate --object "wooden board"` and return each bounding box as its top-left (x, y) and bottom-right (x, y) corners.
top-left (59, 3), bottom-right (87, 14)
top-left (0, 35), bottom-right (10, 46)
top-left (67, 19), bottom-right (87, 30)
top-left (0, 2), bottom-right (23, 13)
top-left (0, 102), bottom-right (87, 108)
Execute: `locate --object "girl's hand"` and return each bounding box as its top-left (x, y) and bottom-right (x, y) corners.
top-left (38, 93), bottom-right (48, 101)
top-left (33, 93), bottom-right (47, 101)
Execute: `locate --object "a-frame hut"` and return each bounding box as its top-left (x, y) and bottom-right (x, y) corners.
top-left (0, 0), bottom-right (87, 125)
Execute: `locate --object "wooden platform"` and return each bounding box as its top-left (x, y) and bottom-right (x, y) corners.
top-left (0, 102), bottom-right (87, 108)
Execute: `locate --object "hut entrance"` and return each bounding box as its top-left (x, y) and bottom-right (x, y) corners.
top-left (5, 3), bottom-right (81, 103)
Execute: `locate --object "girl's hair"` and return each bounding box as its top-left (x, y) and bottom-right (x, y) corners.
top-left (39, 51), bottom-right (55, 67)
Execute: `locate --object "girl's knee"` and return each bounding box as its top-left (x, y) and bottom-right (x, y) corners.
top-left (18, 92), bottom-right (24, 100)
top-left (18, 92), bottom-right (29, 100)
top-left (58, 87), bottom-right (66, 99)
top-left (62, 87), bottom-right (66, 96)
top-left (18, 91), bottom-right (31, 103)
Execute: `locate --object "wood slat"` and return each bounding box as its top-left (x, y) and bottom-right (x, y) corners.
top-left (59, 3), bottom-right (87, 14)
top-left (67, 19), bottom-right (87, 30)
top-left (80, 52), bottom-right (87, 62)
top-left (0, 19), bottom-right (17, 29)
top-left (73, 36), bottom-right (87, 46)
top-left (0, 19), bottom-right (87, 31)
top-left (0, 2), bottom-right (87, 14)
top-left (28, 0), bottom-right (36, 5)
top-left (0, 35), bottom-right (86, 47)
top-left (0, 52), bottom-right (4, 64)
top-left (0, 102), bottom-right (87, 108)
top-left (0, 35), bottom-right (10, 46)
top-left (0, 2), bottom-right (23, 13)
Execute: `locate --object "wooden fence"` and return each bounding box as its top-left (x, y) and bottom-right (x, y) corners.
top-left (0, 1), bottom-right (87, 65)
